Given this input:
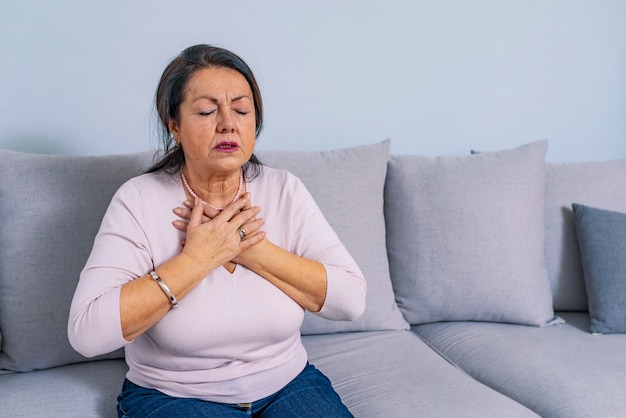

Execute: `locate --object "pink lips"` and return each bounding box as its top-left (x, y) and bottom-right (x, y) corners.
top-left (214, 142), bottom-right (239, 153)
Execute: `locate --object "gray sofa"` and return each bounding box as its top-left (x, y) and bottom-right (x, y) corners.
top-left (1, 139), bottom-right (625, 417)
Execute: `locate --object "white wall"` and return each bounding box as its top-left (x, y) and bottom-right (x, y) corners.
top-left (1, 0), bottom-right (624, 161)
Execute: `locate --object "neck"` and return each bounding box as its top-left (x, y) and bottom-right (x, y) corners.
top-left (181, 167), bottom-right (244, 211)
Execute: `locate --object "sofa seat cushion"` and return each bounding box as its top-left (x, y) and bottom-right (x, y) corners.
top-left (385, 141), bottom-right (556, 326)
top-left (0, 359), bottom-right (127, 417)
top-left (413, 312), bottom-right (626, 418)
top-left (302, 331), bottom-right (539, 418)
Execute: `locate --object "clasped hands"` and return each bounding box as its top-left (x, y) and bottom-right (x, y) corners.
top-left (172, 193), bottom-right (266, 273)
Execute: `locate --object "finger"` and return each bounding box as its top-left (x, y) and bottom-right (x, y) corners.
top-left (184, 199), bottom-right (221, 219)
top-left (188, 198), bottom-right (205, 228)
top-left (214, 195), bottom-right (251, 221)
top-left (234, 194), bottom-right (257, 223)
top-left (205, 206), bottom-right (220, 219)
top-left (173, 206), bottom-right (192, 220)
top-left (184, 200), bottom-right (228, 220)
top-left (230, 205), bottom-right (262, 230)
top-left (239, 230), bottom-right (266, 249)
top-left (238, 217), bottom-right (265, 238)
top-left (172, 219), bottom-right (188, 232)
top-left (174, 206), bottom-right (210, 223)
top-left (238, 192), bottom-right (252, 210)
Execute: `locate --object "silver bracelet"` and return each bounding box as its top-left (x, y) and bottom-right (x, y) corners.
top-left (149, 271), bottom-right (178, 309)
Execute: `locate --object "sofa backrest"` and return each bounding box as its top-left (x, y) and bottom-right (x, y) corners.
top-left (544, 158), bottom-right (626, 311)
top-left (0, 141), bottom-right (408, 373)
top-left (257, 140), bottom-right (408, 335)
top-left (1, 141), bottom-right (623, 373)
top-left (0, 150), bottom-right (153, 372)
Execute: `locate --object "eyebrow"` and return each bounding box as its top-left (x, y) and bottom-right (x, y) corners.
top-left (193, 95), bottom-right (251, 104)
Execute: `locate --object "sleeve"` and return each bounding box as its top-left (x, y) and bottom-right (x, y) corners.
top-left (68, 179), bottom-right (153, 357)
top-left (286, 175), bottom-right (367, 321)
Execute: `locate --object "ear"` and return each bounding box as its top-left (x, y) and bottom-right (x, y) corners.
top-left (168, 119), bottom-right (180, 138)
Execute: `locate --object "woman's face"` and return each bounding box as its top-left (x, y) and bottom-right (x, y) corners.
top-left (170, 67), bottom-right (256, 176)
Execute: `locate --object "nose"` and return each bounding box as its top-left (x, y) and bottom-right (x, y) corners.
top-left (216, 108), bottom-right (235, 133)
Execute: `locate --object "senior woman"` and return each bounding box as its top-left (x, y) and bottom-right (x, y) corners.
top-left (68, 44), bottom-right (366, 417)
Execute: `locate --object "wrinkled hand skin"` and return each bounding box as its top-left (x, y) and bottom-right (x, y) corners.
top-left (172, 193), bottom-right (266, 271)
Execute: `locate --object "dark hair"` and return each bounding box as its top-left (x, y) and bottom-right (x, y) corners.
top-left (146, 44), bottom-right (263, 178)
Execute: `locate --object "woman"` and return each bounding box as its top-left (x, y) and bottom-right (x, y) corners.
top-left (68, 44), bottom-right (366, 417)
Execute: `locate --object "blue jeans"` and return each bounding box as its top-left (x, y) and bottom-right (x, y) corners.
top-left (117, 363), bottom-right (354, 417)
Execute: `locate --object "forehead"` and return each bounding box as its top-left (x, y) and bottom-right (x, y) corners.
top-left (184, 67), bottom-right (252, 99)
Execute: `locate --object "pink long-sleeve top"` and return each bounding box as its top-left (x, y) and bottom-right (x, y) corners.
top-left (68, 166), bottom-right (366, 404)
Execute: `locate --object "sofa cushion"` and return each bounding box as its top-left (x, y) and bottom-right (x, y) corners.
top-left (303, 331), bottom-right (539, 417)
top-left (545, 158), bottom-right (626, 311)
top-left (259, 140), bottom-right (409, 334)
top-left (413, 312), bottom-right (626, 418)
top-left (385, 141), bottom-right (556, 326)
top-left (0, 359), bottom-right (127, 416)
top-left (572, 204), bottom-right (626, 334)
top-left (0, 150), bottom-right (153, 372)
top-left (0, 359), bottom-right (128, 418)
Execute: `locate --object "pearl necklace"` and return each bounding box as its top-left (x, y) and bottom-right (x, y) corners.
top-left (180, 169), bottom-right (244, 211)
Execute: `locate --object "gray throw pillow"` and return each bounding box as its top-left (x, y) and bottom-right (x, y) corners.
top-left (0, 150), bottom-right (153, 372)
top-left (572, 203), bottom-right (626, 334)
top-left (385, 140), bottom-right (558, 326)
top-left (259, 140), bottom-right (409, 334)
